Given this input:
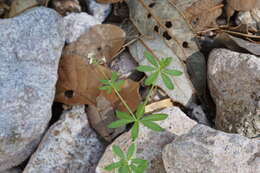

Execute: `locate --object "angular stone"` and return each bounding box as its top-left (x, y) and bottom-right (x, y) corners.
top-left (163, 124), bottom-right (260, 173)
top-left (208, 49), bottom-right (260, 138)
top-left (24, 106), bottom-right (105, 173)
top-left (96, 106), bottom-right (197, 173)
top-left (236, 8), bottom-right (260, 30)
top-left (0, 168), bottom-right (22, 173)
top-left (64, 12), bottom-right (100, 44)
top-left (85, 0), bottom-right (111, 22)
top-left (0, 7), bottom-right (65, 171)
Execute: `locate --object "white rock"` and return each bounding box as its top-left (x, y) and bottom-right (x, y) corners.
top-left (208, 49), bottom-right (260, 138)
top-left (0, 7), bottom-right (65, 171)
top-left (64, 12), bottom-right (101, 43)
top-left (24, 106), bottom-right (105, 173)
top-left (163, 124), bottom-right (260, 173)
top-left (96, 106), bottom-right (197, 173)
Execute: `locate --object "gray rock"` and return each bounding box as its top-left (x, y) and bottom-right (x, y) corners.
top-left (188, 103), bottom-right (210, 125)
top-left (0, 168), bottom-right (22, 173)
top-left (236, 9), bottom-right (260, 30)
top-left (208, 49), bottom-right (260, 138)
top-left (24, 106), bottom-right (105, 173)
top-left (163, 124), bottom-right (260, 173)
top-left (0, 7), bottom-right (65, 171)
top-left (85, 0), bottom-right (111, 22)
top-left (64, 12), bottom-right (100, 44)
top-left (110, 51), bottom-right (138, 78)
top-left (96, 106), bottom-right (197, 173)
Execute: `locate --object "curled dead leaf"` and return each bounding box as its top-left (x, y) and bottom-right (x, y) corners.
top-left (227, 0), bottom-right (256, 11)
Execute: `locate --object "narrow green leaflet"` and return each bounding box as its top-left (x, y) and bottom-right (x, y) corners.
top-left (104, 161), bottom-right (122, 171)
top-left (116, 111), bottom-right (134, 120)
top-left (140, 114), bottom-right (168, 121)
top-left (114, 80), bottom-right (125, 92)
top-left (108, 119), bottom-right (134, 128)
top-left (163, 69), bottom-right (183, 76)
top-left (159, 57), bottom-right (172, 68)
top-left (111, 72), bottom-right (118, 82)
top-left (161, 73), bottom-right (174, 90)
top-left (135, 104), bottom-right (145, 119)
top-left (144, 51), bottom-right (158, 67)
top-left (144, 71), bottom-right (159, 86)
top-left (112, 145), bottom-right (125, 159)
top-left (141, 121), bottom-right (164, 131)
top-left (119, 166), bottom-right (129, 173)
top-left (131, 122), bottom-right (139, 141)
top-left (127, 143), bottom-right (137, 159)
top-left (136, 65), bottom-right (156, 72)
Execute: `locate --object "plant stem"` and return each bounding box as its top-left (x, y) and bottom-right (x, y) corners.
top-left (114, 89), bottom-right (137, 120)
top-left (144, 83), bottom-right (156, 106)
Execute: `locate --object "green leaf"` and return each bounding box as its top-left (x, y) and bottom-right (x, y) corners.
top-left (131, 122), bottom-right (139, 141)
top-left (159, 57), bottom-right (172, 68)
top-left (114, 80), bottom-right (125, 92)
top-left (141, 121), bottom-right (164, 131)
top-left (135, 161), bottom-right (148, 173)
top-left (104, 161), bottom-right (122, 171)
top-left (99, 85), bottom-right (111, 91)
top-left (127, 143), bottom-right (137, 159)
top-left (141, 114), bottom-right (168, 121)
top-left (163, 69), bottom-right (183, 76)
top-left (161, 73), bottom-right (174, 90)
top-left (136, 65), bottom-right (156, 72)
top-left (119, 166), bottom-right (129, 173)
top-left (111, 72), bottom-right (118, 82)
top-left (135, 104), bottom-right (145, 119)
top-left (108, 119), bottom-right (133, 128)
top-left (112, 145), bottom-right (125, 159)
top-left (116, 111), bottom-right (134, 120)
top-left (100, 79), bottom-right (109, 85)
top-left (131, 159), bottom-right (147, 165)
top-left (144, 51), bottom-right (158, 67)
top-left (144, 71), bottom-right (159, 86)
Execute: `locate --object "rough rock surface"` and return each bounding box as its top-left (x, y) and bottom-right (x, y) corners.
top-left (110, 51), bottom-right (138, 78)
top-left (24, 106), bottom-right (105, 173)
top-left (96, 106), bottom-right (197, 173)
top-left (208, 49), bottom-right (260, 138)
top-left (0, 7), bottom-right (65, 171)
top-left (85, 0), bottom-right (111, 22)
top-left (0, 168), bottom-right (22, 173)
top-left (163, 124), bottom-right (260, 173)
top-left (236, 9), bottom-right (260, 30)
top-left (64, 12), bottom-right (100, 43)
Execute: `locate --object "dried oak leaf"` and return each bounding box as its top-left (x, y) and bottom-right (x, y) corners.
top-left (55, 24), bottom-right (140, 112)
top-left (170, 0), bottom-right (224, 32)
top-left (50, 0), bottom-right (81, 16)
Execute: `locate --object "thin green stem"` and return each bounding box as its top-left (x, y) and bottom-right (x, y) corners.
top-left (144, 83), bottom-right (156, 106)
top-left (114, 88), bottom-right (137, 120)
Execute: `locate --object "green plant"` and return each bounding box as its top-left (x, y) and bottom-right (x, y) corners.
top-left (104, 144), bottom-right (148, 173)
top-left (100, 51), bottom-right (182, 173)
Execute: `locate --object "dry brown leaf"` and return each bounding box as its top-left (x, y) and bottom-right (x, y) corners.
top-left (226, 0), bottom-right (260, 18)
top-left (62, 24), bottom-right (126, 64)
top-left (50, 0), bottom-right (81, 16)
top-left (170, 0), bottom-right (224, 32)
top-left (96, 0), bottom-right (123, 4)
top-left (8, 0), bottom-right (39, 17)
top-left (227, 0), bottom-right (256, 11)
top-left (55, 24), bottom-right (140, 112)
top-left (0, 2), bottom-right (9, 17)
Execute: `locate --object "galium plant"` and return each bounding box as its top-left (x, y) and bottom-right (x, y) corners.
top-left (100, 51), bottom-right (182, 173)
